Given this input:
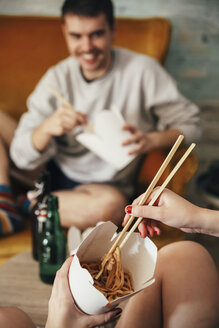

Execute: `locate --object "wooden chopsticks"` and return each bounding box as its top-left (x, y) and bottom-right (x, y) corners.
top-left (119, 142), bottom-right (195, 249)
top-left (46, 83), bottom-right (94, 133)
top-left (47, 84), bottom-right (75, 110)
top-left (107, 136), bottom-right (195, 255)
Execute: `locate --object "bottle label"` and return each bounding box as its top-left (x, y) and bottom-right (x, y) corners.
top-left (41, 242), bottom-right (66, 265)
top-left (37, 209), bottom-right (47, 223)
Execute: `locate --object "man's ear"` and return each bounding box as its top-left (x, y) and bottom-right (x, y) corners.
top-left (111, 23), bottom-right (117, 43)
top-left (61, 23), bottom-right (67, 41)
top-left (61, 22), bottom-right (71, 54)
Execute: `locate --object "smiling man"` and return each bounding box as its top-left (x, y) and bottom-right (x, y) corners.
top-left (10, 0), bottom-right (201, 231)
top-left (62, 12), bottom-right (114, 80)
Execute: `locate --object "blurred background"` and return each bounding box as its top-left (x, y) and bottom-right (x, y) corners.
top-left (0, 0), bottom-right (219, 265)
top-left (1, 0), bottom-right (218, 196)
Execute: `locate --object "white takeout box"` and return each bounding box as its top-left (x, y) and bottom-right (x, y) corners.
top-left (76, 107), bottom-right (136, 170)
top-left (68, 221), bottom-right (157, 314)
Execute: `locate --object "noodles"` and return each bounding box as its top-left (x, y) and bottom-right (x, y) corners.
top-left (82, 247), bottom-right (134, 302)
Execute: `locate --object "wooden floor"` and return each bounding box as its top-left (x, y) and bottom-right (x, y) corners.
top-left (0, 228), bottom-right (31, 266)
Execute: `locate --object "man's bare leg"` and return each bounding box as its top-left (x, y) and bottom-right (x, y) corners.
top-left (0, 110), bottom-right (17, 147)
top-left (0, 111), bottom-right (26, 234)
top-left (54, 183), bottom-right (128, 230)
top-left (116, 241), bottom-right (219, 328)
top-left (0, 138), bottom-right (10, 185)
top-left (0, 110), bottom-right (17, 184)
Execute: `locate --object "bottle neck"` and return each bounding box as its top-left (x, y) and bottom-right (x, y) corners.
top-left (45, 209), bottom-right (62, 234)
top-left (45, 195), bottom-right (63, 234)
top-left (38, 189), bottom-right (49, 204)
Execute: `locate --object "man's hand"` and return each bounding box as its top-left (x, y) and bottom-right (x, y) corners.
top-left (122, 125), bottom-right (182, 156)
top-left (122, 124), bottom-right (157, 156)
top-left (32, 106), bottom-right (87, 151)
top-left (42, 106), bottom-right (87, 136)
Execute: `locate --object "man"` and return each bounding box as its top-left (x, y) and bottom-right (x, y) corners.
top-left (10, 0), bottom-right (201, 231)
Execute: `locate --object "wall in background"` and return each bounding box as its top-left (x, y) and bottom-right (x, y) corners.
top-left (0, 0), bottom-right (218, 105)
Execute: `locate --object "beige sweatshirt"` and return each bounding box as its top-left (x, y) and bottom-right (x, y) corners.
top-left (10, 47), bottom-right (201, 195)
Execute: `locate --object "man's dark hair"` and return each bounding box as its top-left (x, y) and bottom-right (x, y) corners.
top-left (61, 0), bottom-right (114, 29)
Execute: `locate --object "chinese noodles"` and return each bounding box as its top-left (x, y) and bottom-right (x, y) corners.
top-left (82, 247), bottom-right (134, 302)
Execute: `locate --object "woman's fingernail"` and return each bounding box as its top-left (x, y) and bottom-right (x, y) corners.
top-left (126, 205), bottom-right (132, 214)
top-left (154, 229), bottom-right (161, 236)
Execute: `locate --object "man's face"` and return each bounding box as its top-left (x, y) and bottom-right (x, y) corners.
top-left (62, 13), bottom-right (115, 80)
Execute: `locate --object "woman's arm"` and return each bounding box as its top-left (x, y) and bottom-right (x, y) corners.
top-left (123, 188), bottom-right (219, 238)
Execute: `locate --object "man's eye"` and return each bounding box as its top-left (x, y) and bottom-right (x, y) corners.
top-left (69, 33), bottom-right (81, 39)
top-left (92, 31), bottom-right (105, 38)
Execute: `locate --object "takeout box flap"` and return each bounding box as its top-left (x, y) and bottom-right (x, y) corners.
top-left (76, 109), bottom-right (136, 170)
top-left (69, 254), bottom-right (109, 314)
top-left (68, 221), bottom-right (157, 314)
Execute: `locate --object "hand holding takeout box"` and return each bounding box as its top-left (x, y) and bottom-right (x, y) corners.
top-left (68, 221), bottom-right (157, 315)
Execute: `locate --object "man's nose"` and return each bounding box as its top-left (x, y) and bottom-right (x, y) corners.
top-left (81, 36), bottom-right (93, 52)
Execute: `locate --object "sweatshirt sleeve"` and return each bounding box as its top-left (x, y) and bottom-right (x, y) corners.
top-left (143, 59), bottom-right (202, 144)
top-left (10, 68), bottom-right (60, 169)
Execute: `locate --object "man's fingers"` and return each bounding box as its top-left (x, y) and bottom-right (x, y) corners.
top-left (75, 112), bottom-right (87, 125)
top-left (122, 137), bottom-right (134, 146)
top-left (122, 124), bottom-right (136, 133)
top-left (57, 107), bottom-right (87, 125)
top-left (127, 144), bottom-right (142, 155)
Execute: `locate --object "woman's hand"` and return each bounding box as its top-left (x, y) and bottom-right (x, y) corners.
top-left (45, 257), bottom-right (122, 328)
top-left (123, 188), bottom-right (202, 238)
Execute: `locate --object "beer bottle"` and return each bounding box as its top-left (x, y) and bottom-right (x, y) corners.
top-left (28, 171), bottom-right (51, 261)
top-left (39, 195), bottom-right (66, 284)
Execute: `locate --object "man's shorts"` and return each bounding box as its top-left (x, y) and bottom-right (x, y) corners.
top-left (46, 160), bottom-right (81, 192)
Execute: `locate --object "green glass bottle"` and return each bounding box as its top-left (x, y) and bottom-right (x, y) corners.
top-left (39, 195), bottom-right (66, 284)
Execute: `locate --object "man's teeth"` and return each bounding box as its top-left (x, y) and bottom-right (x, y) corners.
top-left (83, 54), bottom-right (95, 60)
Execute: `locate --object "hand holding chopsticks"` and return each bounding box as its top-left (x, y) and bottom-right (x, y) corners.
top-left (106, 136), bottom-right (196, 254)
top-left (95, 135), bottom-right (195, 281)
top-left (46, 83), bottom-right (94, 134)
top-left (119, 142), bottom-right (195, 249)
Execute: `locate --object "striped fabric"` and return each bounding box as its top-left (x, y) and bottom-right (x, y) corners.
top-left (0, 185), bottom-right (24, 236)
top-left (16, 194), bottom-right (31, 214)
